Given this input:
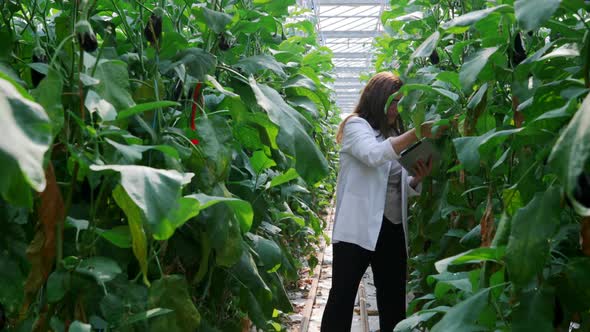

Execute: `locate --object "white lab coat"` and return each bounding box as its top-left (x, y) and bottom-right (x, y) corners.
top-left (333, 116), bottom-right (422, 253)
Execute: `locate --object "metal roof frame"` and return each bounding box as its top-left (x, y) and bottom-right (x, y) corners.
top-left (294, 0), bottom-right (384, 114)
top-left (317, 0), bottom-right (385, 114)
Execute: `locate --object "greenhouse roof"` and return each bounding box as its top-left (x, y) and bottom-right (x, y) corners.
top-left (317, 0), bottom-right (386, 114)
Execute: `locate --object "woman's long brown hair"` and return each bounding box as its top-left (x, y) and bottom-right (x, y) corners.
top-left (336, 72), bottom-right (404, 143)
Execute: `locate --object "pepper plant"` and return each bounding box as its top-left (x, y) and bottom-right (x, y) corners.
top-left (374, 0), bottom-right (590, 330)
top-left (0, 0), bottom-right (339, 331)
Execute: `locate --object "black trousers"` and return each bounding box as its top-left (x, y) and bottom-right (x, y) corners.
top-left (321, 217), bottom-right (407, 332)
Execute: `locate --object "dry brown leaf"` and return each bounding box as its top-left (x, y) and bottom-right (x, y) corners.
top-left (480, 187), bottom-right (495, 247)
top-left (20, 163), bottom-right (65, 318)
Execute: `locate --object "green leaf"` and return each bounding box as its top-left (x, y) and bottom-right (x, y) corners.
top-left (435, 247), bottom-right (505, 273)
top-left (437, 72), bottom-right (462, 91)
top-left (512, 288), bottom-right (554, 332)
top-left (237, 55), bottom-right (286, 78)
top-left (412, 31), bottom-right (440, 59)
top-left (195, 116), bottom-right (233, 181)
top-left (431, 287), bottom-right (491, 332)
top-left (460, 47), bottom-right (499, 91)
top-left (112, 185), bottom-right (149, 285)
top-left (75, 256), bottom-right (122, 284)
top-left (232, 246), bottom-right (273, 314)
top-left (91, 165), bottom-right (194, 240)
top-left (559, 257), bottom-right (590, 311)
top-left (441, 5), bottom-right (510, 33)
top-left (105, 138), bottom-right (179, 164)
top-left (32, 68), bottom-right (64, 136)
top-left (394, 311), bottom-right (438, 331)
top-left (186, 193), bottom-right (254, 233)
top-left (85, 90), bottom-right (117, 121)
top-left (117, 101), bottom-right (180, 120)
top-left (269, 168), bottom-right (299, 188)
top-left (249, 78), bottom-right (329, 184)
top-left (284, 74), bottom-right (317, 91)
top-left (400, 84), bottom-right (459, 102)
top-left (505, 187), bottom-right (561, 286)
top-left (95, 60), bottom-right (135, 110)
top-left (548, 93), bottom-right (590, 216)
top-left (453, 128), bottom-right (522, 172)
top-left (205, 74), bottom-right (239, 97)
top-left (538, 43), bottom-right (580, 61)
top-left (250, 150), bottom-right (276, 173)
top-left (502, 188), bottom-right (522, 216)
top-left (0, 77), bottom-right (52, 205)
top-left (170, 48), bottom-right (217, 80)
top-left (196, 7), bottom-right (233, 33)
top-left (148, 275), bottom-right (201, 332)
top-left (47, 270), bottom-right (70, 303)
top-left (467, 83), bottom-right (488, 110)
top-left (119, 308), bottom-right (174, 327)
top-left (247, 234), bottom-right (282, 271)
top-left (69, 321), bottom-right (91, 332)
top-left (96, 226), bottom-right (132, 248)
top-left (515, 0), bottom-right (561, 31)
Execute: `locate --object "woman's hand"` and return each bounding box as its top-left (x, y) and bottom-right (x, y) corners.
top-left (410, 157), bottom-right (433, 188)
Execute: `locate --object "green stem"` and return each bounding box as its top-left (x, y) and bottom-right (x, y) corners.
top-left (49, 34), bottom-right (76, 68)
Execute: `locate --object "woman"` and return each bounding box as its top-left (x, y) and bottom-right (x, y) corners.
top-left (321, 72), bottom-right (443, 331)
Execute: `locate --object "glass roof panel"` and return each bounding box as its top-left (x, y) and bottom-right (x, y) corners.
top-left (315, 0), bottom-right (386, 113)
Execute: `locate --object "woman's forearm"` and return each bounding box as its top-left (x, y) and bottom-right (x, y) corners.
top-left (388, 128), bottom-right (418, 155)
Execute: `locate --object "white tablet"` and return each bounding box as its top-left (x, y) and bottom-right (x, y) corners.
top-left (398, 139), bottom-right (440, 176)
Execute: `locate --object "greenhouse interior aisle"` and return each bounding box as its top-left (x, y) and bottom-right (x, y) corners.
top-left (292, 0), bottom-right (387, 331)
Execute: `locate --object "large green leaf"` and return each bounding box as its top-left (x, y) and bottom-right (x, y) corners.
top-left (559, 257), bottom-right (590, 311)
top-left (69, 321), bottom-right (91, 332)
top-left (117, 101), bottom-right (180, 120)
top-left (247, 233), bottom-right (282, 271)
top-left (195, 7), bottom-right (233, 33)
top-left (195, 116), bottom-right (233, 182)
top-left (249, 78), bottom-right (329, 184)
top-left (185, 193), bottom-right (254, 233)
top-left (505, 187), bottom-right (561, 286)
top-left (441, 5), bottom-right (510, 33)
top-left (394, 311), bottom-right (438, 332)
top-left (453, 128), bottom-right (522, 172)
top-left (85, 90), bottom-right (117, 121)
top-left (32, 68), bottom-right (63, 136)
top-left (0, 77), bottom-right (52, 205)
top-left (548, 93), bottom-right (590, 216)
top-left (515, 0), bottom-right (561, 31)
top-left (148, 275), bottom-right (201, 332)
top-left (431, 287), bottom-right (491, 332)
top-left (90, 165), bottom-right (194, 239)
top-left (232, 245), bottom-right (273, 325)
top-left (170, 48), bottom-right (217, 80)
top-left (236, 55), bottom-right (286, 78)
top-left (412, 31), bottom-right (440, 59)
top-left (459, 47), bottom-right (499, 91)
top-left (112, 185), bottom-right (150, 286)
top-left (512, 288), bottom-right (554, 332)
top-left (105, 138), bottom-right (179, 164)
top-left (435, 247), bottom-right (505, 273)
top-left (75, 256), bottom-right (122, 284)
top-left (94, 60), bottom-right (135, 110)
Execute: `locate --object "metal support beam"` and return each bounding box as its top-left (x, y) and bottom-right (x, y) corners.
top-left (332, 52), bottom-right (371, 59)
top-left (331, 77), bottom-right (365, 83)
top-left (322, 30), bottom-right (381, 38)
top-left (334, 67), bottom-right (372, 73)
top-left (320, 0), bottom-right (383, 5)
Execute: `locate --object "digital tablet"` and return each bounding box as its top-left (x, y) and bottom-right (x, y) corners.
top-left (398, 139), bottom-right (440, 176)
